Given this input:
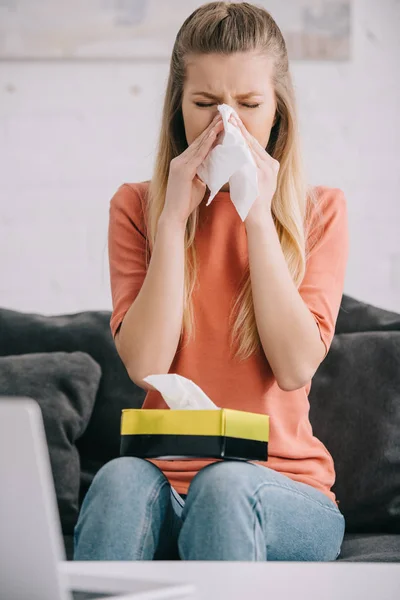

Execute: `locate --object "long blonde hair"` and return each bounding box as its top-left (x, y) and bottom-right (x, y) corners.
top-left (147, 1), bottom-right (319, 361)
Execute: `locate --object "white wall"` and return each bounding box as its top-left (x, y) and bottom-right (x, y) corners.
top-left (0, 0), bottom-right (399, 316)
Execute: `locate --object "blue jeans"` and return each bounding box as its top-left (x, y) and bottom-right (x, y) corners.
top-left (73, 457), bottom-right (345, 561)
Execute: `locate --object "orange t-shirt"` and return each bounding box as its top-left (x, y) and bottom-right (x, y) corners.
top-left (108, 182), bottom-right (349, 506)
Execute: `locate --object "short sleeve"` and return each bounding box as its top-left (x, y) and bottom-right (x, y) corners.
top-left (108, 183), bottom-right (148, 339)
top-left (299, 187), bottom-right (349, 358)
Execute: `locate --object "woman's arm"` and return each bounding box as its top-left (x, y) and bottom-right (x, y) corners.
top-left (229, 116), bottom-right (348, 392)
top-left (115, 214), bottom-right (186, 389)
top-left (112, 118), bottom-right (224, 390)
top-left (245, 214), bottom-right (326, 392)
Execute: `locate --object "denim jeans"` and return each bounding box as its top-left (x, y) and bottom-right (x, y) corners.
top-left (73, 457), bottom-right (345, 561)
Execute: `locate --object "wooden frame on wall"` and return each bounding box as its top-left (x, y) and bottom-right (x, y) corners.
top-left (0, 0), bottom-right (351, 61)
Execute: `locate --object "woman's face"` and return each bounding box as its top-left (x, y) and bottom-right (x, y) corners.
top-left (181, 51), bottom-right (277, 150)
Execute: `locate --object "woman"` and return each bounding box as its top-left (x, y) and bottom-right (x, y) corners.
top-left (74, 1), bottom-right (348, 561)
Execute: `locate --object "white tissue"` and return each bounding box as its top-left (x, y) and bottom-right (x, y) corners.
top-left (143, 373), bottom-right (218, 410)
top-left (197, 103), bottom-right (258, 222)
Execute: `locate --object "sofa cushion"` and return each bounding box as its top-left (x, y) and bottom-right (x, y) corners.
top-left (338, 533), bottom-right (400, 562)
top-left (310, 331), bottom-right (400, 534)
top-left (0, 351), bottom-right (101, 534)
top-left (336, 295), bottom-right (400, 334)
top-left (0, 308), bottom-right (145, 477)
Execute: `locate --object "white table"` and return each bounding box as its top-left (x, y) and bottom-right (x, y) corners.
top-left (62, 561), bottom-right (400, 600)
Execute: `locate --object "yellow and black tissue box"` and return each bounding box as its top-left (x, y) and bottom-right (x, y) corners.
top-left (120, 408), bottom-right (269, 461)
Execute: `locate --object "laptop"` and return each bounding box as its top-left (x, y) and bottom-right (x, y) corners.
top-left (0, 397), bottom-right (194, 600)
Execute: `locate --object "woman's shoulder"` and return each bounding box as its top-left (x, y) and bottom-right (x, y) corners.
top-left (307, 185), bottom-right (347, 228)
top-left (305, 185), bottom-right (348, 252)
top-left (110, 180), bottom-right (150, 209)
top-left (109, 181), bottom-right (150, 230)
top-left (309, 185), bottom-right (347, 217)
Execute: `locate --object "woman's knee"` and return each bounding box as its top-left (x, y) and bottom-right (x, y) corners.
top-left (187, 461), bottom-right (259, 502)
top-left (88, 456), bottom-right (168, 499)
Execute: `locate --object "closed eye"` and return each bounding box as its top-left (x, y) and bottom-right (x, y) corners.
top-left (194, 102), bottom-right (261, 109)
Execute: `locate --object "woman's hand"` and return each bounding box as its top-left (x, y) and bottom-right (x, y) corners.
top-left (229, 114), bottom-right (280, 225)
top-left (162, 114), bottom-right (224, 227)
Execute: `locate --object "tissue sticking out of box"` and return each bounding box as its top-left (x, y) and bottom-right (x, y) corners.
top-left (143, 374), bottom-right (219, 410)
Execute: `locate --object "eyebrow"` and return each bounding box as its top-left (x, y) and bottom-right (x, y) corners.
top-left (191, 91), bottom-right (264, 99)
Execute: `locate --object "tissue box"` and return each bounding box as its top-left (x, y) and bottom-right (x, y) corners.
top-left (120, 408), bottom-right (269, 461)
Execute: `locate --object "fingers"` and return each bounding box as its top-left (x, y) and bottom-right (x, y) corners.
top-left (186, 116), bottom-right (224, 168)
top-left (196, 118), bottom-right (224, 161)
top-left (230, 114), bottom-right (264, 155)
top-left (232, 114), bottom-right (264, 168)
top-left (170, 114), bottom-right (224, 181)
top-left (189, 113), bottom-right (222, 154)
top-left (230, 114), bottom-right (280, 174)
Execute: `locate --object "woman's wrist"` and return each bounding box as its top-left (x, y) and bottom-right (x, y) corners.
top-left (158, 211), bottom-right (188, 236)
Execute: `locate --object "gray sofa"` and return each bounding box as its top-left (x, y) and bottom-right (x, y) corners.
top-left (0, 294), bottom-right (399, 562)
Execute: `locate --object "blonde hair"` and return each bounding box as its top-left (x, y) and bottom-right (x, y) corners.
top-left (147, 1), bottom-right (319, 361)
